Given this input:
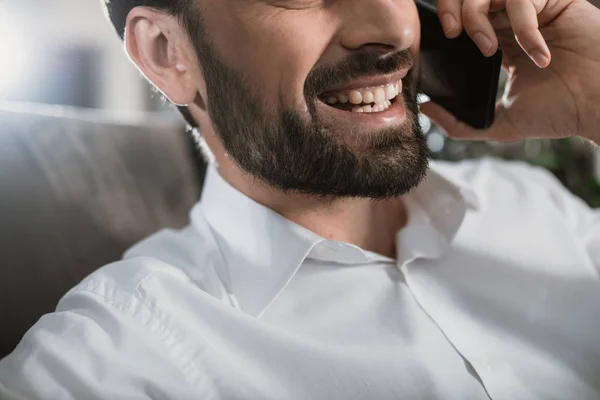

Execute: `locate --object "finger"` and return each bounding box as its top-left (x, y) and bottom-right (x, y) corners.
top-left (421, 101), bottom-right (523, 142)
top-left (420, 102), bottom-right (487, 140)
top-left (505, 0), bottom-right (551, 67)
top-left (462, 0), bottom-right (500, 56)
top-left (437, 0), bottom-right (464, 38)
top-left (489, 0), bottom-right (506, 12)
top-left (490, 11), bottom-right (512, 30)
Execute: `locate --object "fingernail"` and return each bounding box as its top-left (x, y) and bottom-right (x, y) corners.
top-left (441, 13), bottom-right (457, 35)
top-left (474, 32), bottom-right (493, 55)
top-left (531, 51), bottom-right (549, 67)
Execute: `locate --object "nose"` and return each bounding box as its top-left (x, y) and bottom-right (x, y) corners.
top-left (336, 0), bottom-right (418, 54)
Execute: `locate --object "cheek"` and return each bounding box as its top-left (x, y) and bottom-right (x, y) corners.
top-left (413, 21), bottom-right (421, 49)
top-left (274, 17), bottom-right (338, 106)
top-left (204, 5), bottom-right (335, 108)
top-left (413, 19), bottom-right (421, 57)
top-left (411, 34), bottom-right (421, 80)
top-left (412, 20), bottom-right (422, 87)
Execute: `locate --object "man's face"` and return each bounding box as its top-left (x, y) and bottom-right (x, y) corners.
top-left (194, 0), bottom-right (429, 199)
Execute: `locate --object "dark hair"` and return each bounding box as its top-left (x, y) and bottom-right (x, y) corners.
top-left (103, 0), bottom-right (194, 39)
top-left (102, 0), bottom-right (201, 128)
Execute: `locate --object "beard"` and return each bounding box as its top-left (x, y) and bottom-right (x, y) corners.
top-left (192, 33), bottom-right (430, 200)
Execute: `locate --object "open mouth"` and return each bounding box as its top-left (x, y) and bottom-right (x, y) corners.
top-left (319, 79), bottom-right (403, 114)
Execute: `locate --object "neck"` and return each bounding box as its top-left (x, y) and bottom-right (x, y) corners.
top-left (212, 147), bottom-right (407, 259)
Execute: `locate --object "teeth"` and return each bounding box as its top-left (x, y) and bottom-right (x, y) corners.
top-left (373, 87), bottom-right (386, 103)
top-left (351, 100), bottom-right (392, 113)
top-left (385, 85), bottom-right (396, 101)
top-left (362, 90), bottom-right (374, 104)
top-left (348, 90), bottom-right (363, 105)
top-left (324, 80), bottom-right (403, 107)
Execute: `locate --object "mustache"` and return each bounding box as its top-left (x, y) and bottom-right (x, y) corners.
top-left (304, 50), bottom-right (415, 98)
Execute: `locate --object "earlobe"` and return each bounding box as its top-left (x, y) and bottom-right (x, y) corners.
top-left (168, 63), bottom-right (196, 106)
top-left (124, 7), bottom-right (199, 107)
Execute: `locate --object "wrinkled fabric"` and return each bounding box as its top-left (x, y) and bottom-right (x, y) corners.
top-left (1, 158), bottom-right (599, 400)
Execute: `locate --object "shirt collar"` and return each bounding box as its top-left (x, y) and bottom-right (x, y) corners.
top-left (194, 167), bottom-right (324, 317)
top-left (193, 163), bottom-right (478, 318)
top-left (397, 164), bottom-right (479, 263)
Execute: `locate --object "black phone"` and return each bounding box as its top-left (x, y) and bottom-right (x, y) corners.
top-left (417, 0), bottom-right (502, 129)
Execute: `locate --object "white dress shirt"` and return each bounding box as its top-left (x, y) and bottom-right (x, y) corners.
top-left (1, 158), bottom-right (599, 400)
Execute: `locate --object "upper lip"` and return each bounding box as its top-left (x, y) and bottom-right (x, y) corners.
top-left (320, 69), bottom-right (410, 95)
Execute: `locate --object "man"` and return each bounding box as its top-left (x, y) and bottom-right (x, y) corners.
top-left (1, 0), bottom-right (599, 398)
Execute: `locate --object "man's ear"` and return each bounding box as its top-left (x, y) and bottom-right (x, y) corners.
top-left (124, 7), bottom-right (199, 106)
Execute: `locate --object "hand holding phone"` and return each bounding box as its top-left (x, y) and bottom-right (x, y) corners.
top-left (417, 0), bottom-right (502, 130)
top-left (419, 0), bottom-right (600, 145)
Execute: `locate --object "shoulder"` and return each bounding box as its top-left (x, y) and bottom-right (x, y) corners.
top-left (64, 255), bottom-right (188, 312)
top-left (431, 157), bottom-right (559, 185)
top-left (431, 158), bottom-right (599, 246)
top-left (431, 157), bottom-right (574, 208)
top-left (63, 221), bottom-right (225, 315)
top-left (0, 258), bottom-right (201, 398)
top-left (0, 222), bottom-right (225, 398)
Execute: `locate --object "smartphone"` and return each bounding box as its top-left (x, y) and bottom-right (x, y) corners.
top-left (417, 0), bottom-right (502, 129)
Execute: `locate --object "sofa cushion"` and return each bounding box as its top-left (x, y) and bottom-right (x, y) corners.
top-left (0, 103), bottom-right (204, 358)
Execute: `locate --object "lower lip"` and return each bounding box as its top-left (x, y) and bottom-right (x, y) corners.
top-left (318, 96), bottom-right (407, 126)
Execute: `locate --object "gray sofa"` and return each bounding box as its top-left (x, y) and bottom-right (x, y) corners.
top-left (0, 102), bottom-right (205, 358)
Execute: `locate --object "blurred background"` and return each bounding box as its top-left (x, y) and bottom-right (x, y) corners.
top-left (0, 0), bottom-right (175, 117)
top-left (0, 0), bottom-right (599, 206)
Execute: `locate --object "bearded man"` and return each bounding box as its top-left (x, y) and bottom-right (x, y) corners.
top-left (1, 0), bottom-right (600, 398)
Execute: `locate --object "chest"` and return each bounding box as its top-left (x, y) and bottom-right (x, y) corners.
top-left (398, 213), bottom-right (600, 400)
top-left (171, 254), bottom-right (600, 400)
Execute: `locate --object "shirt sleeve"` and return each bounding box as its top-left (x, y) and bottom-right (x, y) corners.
top-left (0, 290), bottom-right (196, 400)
